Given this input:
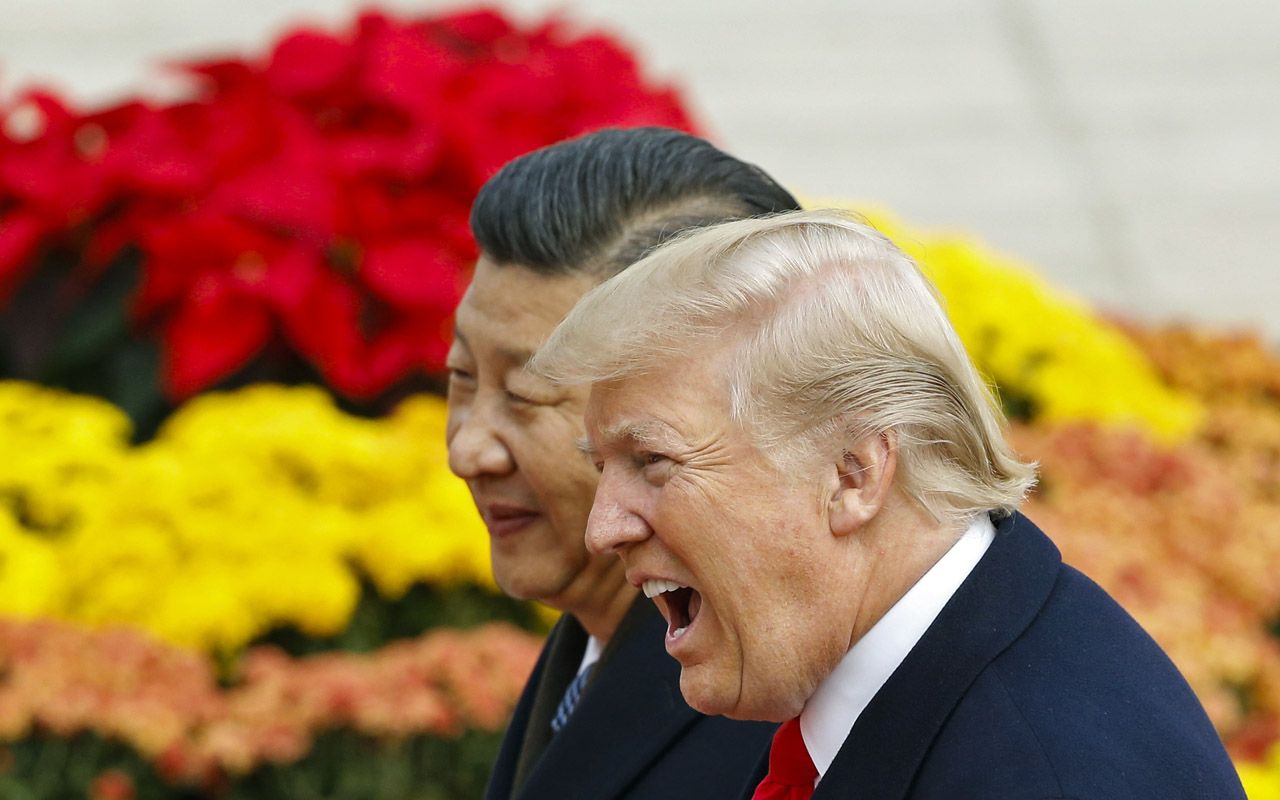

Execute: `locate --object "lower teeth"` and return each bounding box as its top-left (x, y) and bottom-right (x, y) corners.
top-left (672, 626), bottom-right (687, 639)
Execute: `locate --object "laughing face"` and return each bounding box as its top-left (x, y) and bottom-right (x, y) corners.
top-left (582, 347), bottom-right (868, 721)
top-left (446, 258), bottom-right (630, 624)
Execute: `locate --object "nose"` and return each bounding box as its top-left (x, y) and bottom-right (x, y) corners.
top-left (446, 401), bottom-right (514, 479)
top-left (585, 466), bottom-right (652, 555)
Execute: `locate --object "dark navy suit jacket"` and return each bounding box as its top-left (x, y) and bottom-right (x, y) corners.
top-left (739, 512), bottom-right (1245, 800)
top-left (486, 595), bottom-right (775, 800)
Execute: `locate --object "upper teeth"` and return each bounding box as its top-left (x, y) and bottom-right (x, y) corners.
top-left (642, 578), bottom-right (687, 598)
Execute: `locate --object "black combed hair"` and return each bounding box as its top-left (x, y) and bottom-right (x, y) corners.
top-left (470, 127), bottom-right (801, 276)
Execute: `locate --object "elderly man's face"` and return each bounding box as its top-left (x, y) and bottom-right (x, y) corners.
top-left (583, 348), bottom-right (862, 721)
top-left (446, 258), bottom-right (622, 609)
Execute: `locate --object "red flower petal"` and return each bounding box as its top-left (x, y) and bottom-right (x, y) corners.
top-left (172, 58), bottom-right (260, 95)
top-left (279, 269), bottom-right (360, 373)
top-left (360, 23), bottom-right (461, 110)
top-left (361, 239), bottom-right (463, 312)
top-left (329, 323), bottom-right (416, 398)
top-left (162, 277), bottom-right (272, 398)
top-left (427, 9), bottom-right (516, 47)
top-left (266, 30), bottom-right (353, 99)
top-left (210, 158), bottom-right (338, 244)
top-left (95, 102), bottom-right (208, 196)
top-left (253, 245), bottom-right (323, 312)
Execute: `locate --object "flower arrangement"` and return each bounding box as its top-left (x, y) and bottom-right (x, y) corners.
top-left (1008, 324), bottom-right (1280, 794)
top-left (2, 3), bottom-right (1278, 797)
top-left (0, 616), bottom-right (541, 797)
top-left (4, 324), bottom-right (1278, 788)
top-left (1013, 421), bottom-right (1280, 743)
top-left (0, 382), bottom-right (493, 652)
top-left (851, 208), bottom-right (1205, 442)
top-left (1, 317), bottom-right (1277, 794)
top-left (0, 7), bottom-right (696, 427)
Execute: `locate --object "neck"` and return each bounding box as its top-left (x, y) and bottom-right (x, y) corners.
top-left (573, 584), bottom-right (637, 643)
top-left (553, 556), bottom-right (636, 643)
top-left (846, 502), bottom-right (967, 647)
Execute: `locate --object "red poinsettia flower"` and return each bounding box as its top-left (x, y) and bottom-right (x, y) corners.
top-left (0, 92), bottom-right (118, 289)
top-left (1, 7), bottom-right (700, 401)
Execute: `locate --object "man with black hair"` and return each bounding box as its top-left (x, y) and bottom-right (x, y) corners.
top-left (446, 127), bottom-right (799, 800)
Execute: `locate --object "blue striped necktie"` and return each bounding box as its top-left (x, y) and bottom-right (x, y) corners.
top-left (550, 663), bottom-right (595, 733)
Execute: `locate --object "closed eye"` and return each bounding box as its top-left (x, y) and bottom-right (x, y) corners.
top-left (635, 451), bottom-right (669, 469)
top-left (636, 451), bottom-right (675, 486)
top-left (507, 389), bottom-right (563, 407)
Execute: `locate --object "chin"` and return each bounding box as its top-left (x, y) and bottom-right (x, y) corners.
top-left (491, 575), bottom-right (530, 601)
top-left (679, 667), bottom-right (744, 719)
top-left (682, 670), bottom-right (804, 722)
top-left (491, 568), bottom-right (549, 602)
top-left (491, 561), bottom-right (578, 605)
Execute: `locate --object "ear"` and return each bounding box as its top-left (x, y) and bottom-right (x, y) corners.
top-left (829, 429), bottom-right (897, 538)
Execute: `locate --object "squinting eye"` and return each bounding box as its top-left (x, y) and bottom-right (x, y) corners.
top-left (636, 452), bottom-right (668, 468)
top-left (448, 367), bottom-right (474, 382)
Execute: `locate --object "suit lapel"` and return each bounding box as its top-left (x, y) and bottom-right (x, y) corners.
top-left (486, 615), bottom-right (587, 800)
top-left (486, 634), bottom-right (544, 800)
top-left (517, 597), bottom-right (701, 799)
top-left (814, 513), bottom-right (1063, 800)
top-left (513, 615), bottom-right (588, 793)
top-left (737, 740), bottom-right (771, 800)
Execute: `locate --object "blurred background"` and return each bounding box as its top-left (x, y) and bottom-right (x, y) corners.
top-left (2, 0), bottom-right (1277, 339)
top-left (2, 3), bottom-right (1279, 799)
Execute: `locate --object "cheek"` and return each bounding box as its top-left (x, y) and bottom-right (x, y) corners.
top-left (529, 456), bottom-right (598, 529)
top-left (510, 411), bottom-right (590, 483)
top-left (716, 527), bottom-right (833, 690)
top-left (516, 418), bottom-right (598, 534)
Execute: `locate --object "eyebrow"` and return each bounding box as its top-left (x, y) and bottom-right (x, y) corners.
top-left (591, 420), bottom-right (680, 454)
top-left (450, 327), bottom-right (537, 367)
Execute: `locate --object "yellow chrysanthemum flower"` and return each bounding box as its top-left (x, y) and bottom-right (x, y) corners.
top-left (803, 206), bottom-right (1203, 442)
top-left (1239, 745), bottom-right (1280, 800)
top-left (1, 383), bottom-right (496, 653)
top-left (0, 522), bottom-right (63, 618)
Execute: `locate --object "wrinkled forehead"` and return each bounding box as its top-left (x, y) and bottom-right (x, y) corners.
top-left (584, 405), bottom-right (684, 454)
top-left (582, 375), bottom-right (652, 442)
top-left (581, 351), bottom-right (737, 451)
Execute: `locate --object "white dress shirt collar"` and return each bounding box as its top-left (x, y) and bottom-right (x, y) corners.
top-left (800, 513), bottom-right (997, 781)
top-left (576, 634), bottom-right (603, 676)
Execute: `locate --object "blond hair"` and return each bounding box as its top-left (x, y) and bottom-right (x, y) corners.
top-left (532, 209), bottom-right (1035, 523)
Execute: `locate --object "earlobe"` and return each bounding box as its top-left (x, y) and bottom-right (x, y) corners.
top-left (829, 430), bottom-right (897, 538)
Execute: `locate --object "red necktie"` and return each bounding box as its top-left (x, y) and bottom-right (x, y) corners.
top-left (751, 717), bottom-right (817, 800)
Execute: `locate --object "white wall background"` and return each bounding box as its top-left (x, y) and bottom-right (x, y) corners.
top-left (2, 0), bottom-right (1277, 342)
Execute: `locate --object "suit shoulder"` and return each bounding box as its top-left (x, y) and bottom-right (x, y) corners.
top-left (909, 667), bottom-right (1067, 798)
top-left (968, 566), bottom-right (1245, 798)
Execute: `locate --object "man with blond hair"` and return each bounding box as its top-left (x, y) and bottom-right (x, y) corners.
top-left (533, 210), bottom-right (1244, 799)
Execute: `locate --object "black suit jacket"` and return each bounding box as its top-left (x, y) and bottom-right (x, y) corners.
top-left (740, 512), bottom-right (1245, 799)
top-left (487, 595), bottom-right (776, 800)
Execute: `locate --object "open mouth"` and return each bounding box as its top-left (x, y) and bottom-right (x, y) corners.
top-left (642, 579), bottom-right (703, 640)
